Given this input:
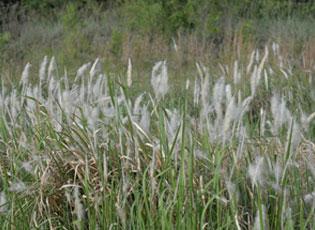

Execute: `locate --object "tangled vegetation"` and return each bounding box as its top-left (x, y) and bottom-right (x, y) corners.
top-left (0, 43), bottom-right (315, 228)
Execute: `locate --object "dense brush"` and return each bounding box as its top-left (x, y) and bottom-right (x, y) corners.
top-left (0, 43), bottom-right (315, 229)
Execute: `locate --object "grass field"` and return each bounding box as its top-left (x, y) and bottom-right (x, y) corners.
top-left (0, 41), bottom-right (315, 229)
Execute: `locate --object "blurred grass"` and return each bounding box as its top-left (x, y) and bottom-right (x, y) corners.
top-left (0, 1), bottom-right (314, 87)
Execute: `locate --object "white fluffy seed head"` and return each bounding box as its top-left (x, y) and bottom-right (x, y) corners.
top-left (140, 105), bottom-right (150, 133)
top-left (223, 96), bottom-right (236, 143)
top-left (272, 42), bottom-right (279, 55)
top-left (22, 161), bottom-right (33, 173)
top-left (257, 46), bottom-right (269, 84)
top-left (9, 181), bottom-right (27, 192)
top-left (90, 58), bottom-right (102, 79)
top-left (225, 180), bottom-right (239, 202)
top-left (253, 205), bottom-right (268, 230)
top-left (166, 109), bottom-right (180, 143)
top-left (76, 62), bottom-right (91, 81)
top-left (21, 62), bottom-right (32, 86)
top-left (151, 60), bottom-right (169, 99)
top-left (304, 192), bottom-right (315, 206)
top-left (48, 56), bottom-right (57, 81)
top-left (233, 60), bottom-right (240, 84)
top-left (271, 94), bottom-right (291, 135)
top-left (133, 94), bottom-right (144, 118)
top-left (196, 62), bottom-right (203, 79)
top-left (250, 65), bottom-right (258, 96)
top-left (127, 58), bottom-right (132, 87)
top-left (74, 186), bottom-right (84, 221)
top-left (264, 69), bottom-right (269, 91)
top-left (290, 122), bottom-right (301, 154)
top-left (248, 156), bottom-right (266, 187)
top-left (246, 49), bottom-right (256, 74)
top-left (213, 78), bottom-right (225, 121)
top-left (272, 160), bottom-right (282, 191)
top-left (186, 79), bottom-right (190, 90)
top-left (115, 202), bottom-right (126, 227)
top-left (39, 56), bottom-right (48, 82)
top-left (193, 78), bottom-right (201, 106)
top-left (200, 68), bottom-right (210, 109)
top-left (0, 192), bottom-right (7, 214)
top-left (255, 48), bottom-right (260, 62)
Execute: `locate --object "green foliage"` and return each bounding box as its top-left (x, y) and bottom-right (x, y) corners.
top-left (8, 0), bottom-right (315, 40)
top-left (114, 0), bottom-right (315, 39)
top-left (160, 0), bottom-right (198, 32)
top-left (0, 0), bottom-right (314, 85)
top-left (58, 2), bottom-right (91, 66)
top-left (0, 32), bottom-right (10, 50)
top-left (61, 3), bottom-right (79, 29)
top-left (239, 20), bottom-right (255, 42)
top-left (121, 0), bottom-right (164, 34)
top-left (21, 0), bottom-right (93, 11)
top-left (109, 29), bottom-right (123, 58)
top-left (21, 0), bottom-right (66, 11)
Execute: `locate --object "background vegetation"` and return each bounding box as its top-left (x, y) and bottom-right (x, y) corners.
top-left (0, 0), bottom-right (314, 84)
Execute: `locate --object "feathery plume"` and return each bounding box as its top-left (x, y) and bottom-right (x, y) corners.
top-left (0, 192), bottom-right (7, 213)
top-left (233, 60), bottom-right (241, 84)
top-left (280, 68), bottom-right (289, 79)
top-left (172, 37), bottom-right (178, 52)
top-left (75, 62), bottom-right (91, 81)
top-left (255, 48), bottom-right (260, 62)
top-left (22, 161), bottom-right (33, 173)
top-left (74, 186), bottom-right (85, 222)
top-left (196, 62), bottom-right (203, 79)
top-left (186, 79), bottom-right (190, 90)
top-left (225, 84), bottom-right (232, 102)
top-left (166, 109), bottom-right (180, 143)
top-left (272, 160), bottom-right (282, 191)
top-left (200, 66), bottom-right (210, 110)
top-left (21, 62), bottom-right (32, 86)
top-left (9, 181), bottom-right (27, 192)
top-left (248, 156), bottom-right (266, 187)
top-left (260, 108), bottom-right (266, 136)
top-left (39, 56), bottom-right (48, 82)
top-left (223, 96), bottom-right (236, 144)
top-left (116, 201), bottom-right (126, 227)
top-left (133, 94), bottom-right (144, 118)
top-left (213, 78), bottom-right (225, 121)
top-left (90, 58), bottom-right (101, 79)
top-left (272, 42), bottom-right (279, 56)
top-left (250, 65), bottom-right (258, 96)
top-left (257, 46), bottom-right (269, 85)
top-left (127, 58), bottom-right (132, 87)
top-left (304, 192), bottom-right (315, 206)
top-left (264, 69), bottom-right (269, 91)
top-left (246, 50), bottom-right (256, 74)
top-left (193, 78), bottom-right (200, 106)
top-left (140, 105), bottom-right (150, 133)
top-left (253, 205), bottom-right (268, 230)
top-left (48, 56), bottom-right (57, 81)
top-left (151, 61), bottom-right (169, 99)
top-left (226, 180), bottom-right (239, 202)
top-left (271, 94), bottom-right (291, 135)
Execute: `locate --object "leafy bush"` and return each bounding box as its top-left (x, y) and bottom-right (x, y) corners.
top-left (121, 0), bottom-right (164, 34)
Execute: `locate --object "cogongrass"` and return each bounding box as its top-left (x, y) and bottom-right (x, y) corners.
top-left (0, 43), bottom-right (314, 228)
